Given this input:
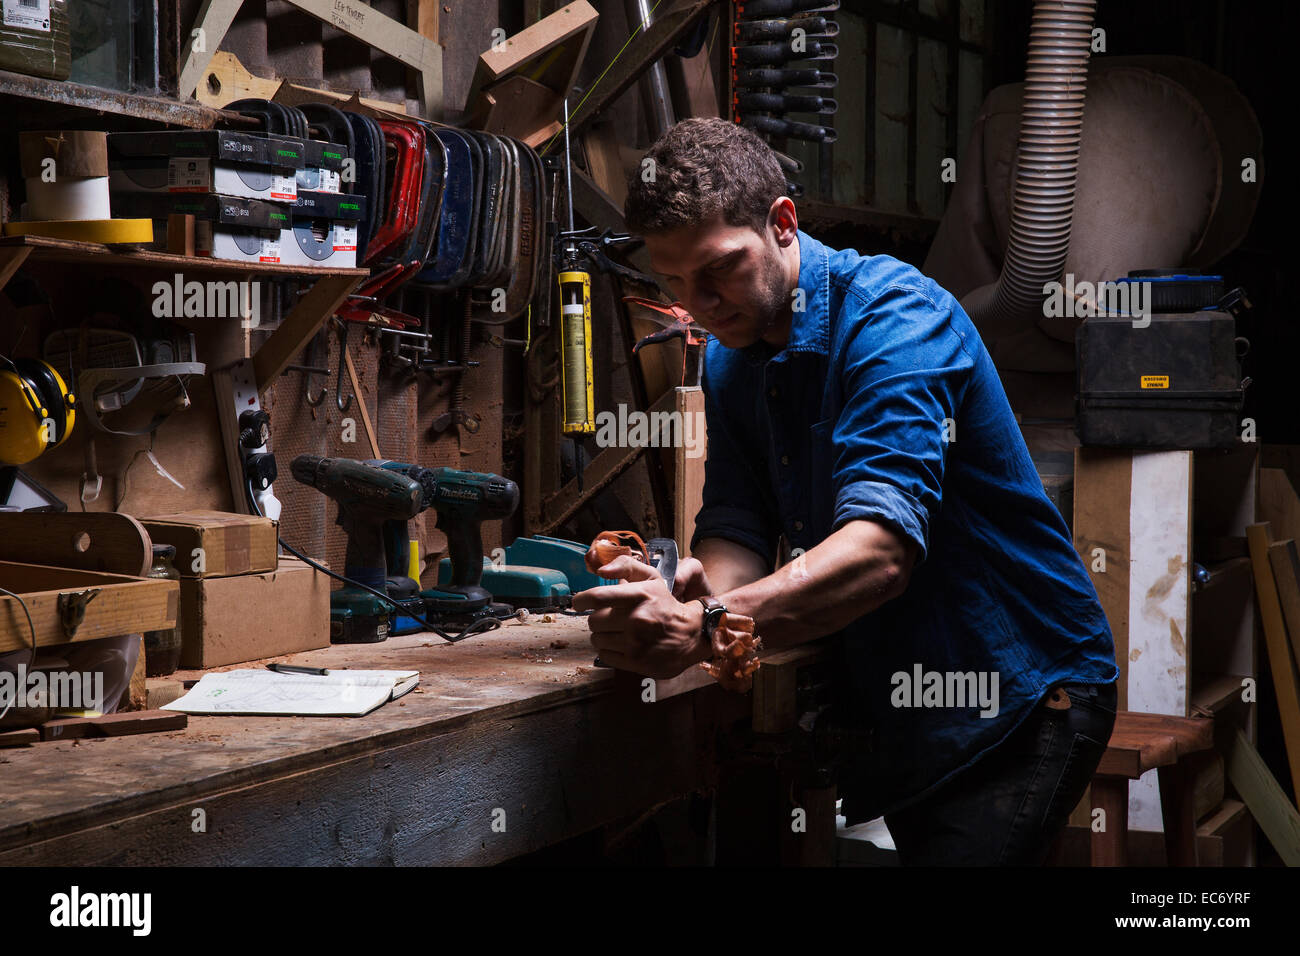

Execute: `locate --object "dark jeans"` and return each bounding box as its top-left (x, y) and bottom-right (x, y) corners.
top-left (884, 681), bottom-right (1117, 866)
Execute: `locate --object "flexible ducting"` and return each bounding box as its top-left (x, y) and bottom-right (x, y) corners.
top-left (960, 0), bottom-right (1098, 336)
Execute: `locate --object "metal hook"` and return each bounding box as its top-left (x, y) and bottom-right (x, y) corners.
top-left (305, 373), bottom-right (328, 406)
top-left (334, 320), bottom-right (352, 413)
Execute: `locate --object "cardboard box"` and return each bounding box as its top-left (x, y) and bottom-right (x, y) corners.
top-left (110, 159), bottom-right (299, 202)
top-left (108, 130), bottom-right (306, 169)
top-left (140, 511), bottom-right (277, 579)
top-left (179, 557), bottom-right (329, 669)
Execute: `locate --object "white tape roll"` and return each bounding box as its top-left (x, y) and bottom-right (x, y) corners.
top-left (25, 175), bottom-right (112, 221)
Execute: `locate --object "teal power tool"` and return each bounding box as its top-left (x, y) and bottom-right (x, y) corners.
top-left (290, 454), bottom-right (423, 643)
top-left (365, 460), bottom-right (520, 631)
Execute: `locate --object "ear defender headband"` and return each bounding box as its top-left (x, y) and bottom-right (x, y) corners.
top-left (0, 358), bottom-right (76, 465)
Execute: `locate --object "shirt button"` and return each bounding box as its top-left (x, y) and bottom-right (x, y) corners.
top-left (780, 454), bottom-right (790, 466)
top-left (793, 520), bottom-right (804, 532)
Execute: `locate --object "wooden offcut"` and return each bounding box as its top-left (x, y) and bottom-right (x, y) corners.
top-left (40, 709), bottom-right (188, 741)
top-left (1222, 725), bottom-right (1300, 865)
top-left (673, 387), bottom-right (705, 558)
top-left (179, 0), bottom-right (443, 116)
top-left (1245, 523), bottom-right (1300, 802)
top-left (0, 512), bottom-right (152, 577)
top-left (0, 562), bottom-right (178, 654)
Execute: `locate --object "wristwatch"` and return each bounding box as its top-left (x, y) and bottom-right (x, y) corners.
top-left (696, 596), bottom-right (727, 647)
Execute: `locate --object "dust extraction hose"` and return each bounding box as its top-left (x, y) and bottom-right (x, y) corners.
top-left (960, 0), bottom-right (1097, 335)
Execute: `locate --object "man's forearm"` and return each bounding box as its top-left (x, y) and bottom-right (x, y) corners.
top-left (716, 520), bottom-right (915, 650)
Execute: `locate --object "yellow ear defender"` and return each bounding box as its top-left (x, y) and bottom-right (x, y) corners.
top-left (0, 358), bottom-right (76, 465)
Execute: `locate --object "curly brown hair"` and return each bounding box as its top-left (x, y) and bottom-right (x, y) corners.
top-left (624, 118), bottom-right (786, 236)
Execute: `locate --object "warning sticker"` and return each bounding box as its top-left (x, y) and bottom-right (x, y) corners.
top-left (3, 0), bottom-right (51, 32)
top-left (1140, 375), bottom-right (1170, 389)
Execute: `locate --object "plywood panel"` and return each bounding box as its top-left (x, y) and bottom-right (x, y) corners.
top-left (915, 36), bottom-right (949, 220)
top-left (833, 12), bottom-right (868, 208)
top-left (1127, 450), bottom-right (1193, 830)
top-left (874, 24), bottom-right (910, 214)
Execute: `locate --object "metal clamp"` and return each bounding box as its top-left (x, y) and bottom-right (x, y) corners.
top-left (58, 588), bottom-right (100, 639)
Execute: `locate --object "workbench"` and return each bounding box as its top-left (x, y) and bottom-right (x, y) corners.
top-left (0, 615), bottom-right (831, 866)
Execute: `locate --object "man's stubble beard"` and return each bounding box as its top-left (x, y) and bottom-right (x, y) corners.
top-left (753, 247), bottom-right (793, 342)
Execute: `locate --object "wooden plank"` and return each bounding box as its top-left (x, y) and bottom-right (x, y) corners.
top-left (1221, 725), bottom-right (1300, 865)
top-left (0, 513), bottom-right (152, 577)
top-left (251, 274), bottom-right (361, 390)
top-left (211, 364), bottom-right (245, 516)
top-left (0, 234), bottom-right (365, 278)
top-left (146, 679), bottom-right (186, 710)
top-left (540, 388), bottom-right (677, 531)
top-left (344, 347), bottom-right (382, 459)
top-left (565, 0), bottom-right (714, 141)
top-left (466, 1), bottom-right (598, 109)
top-left (1073, 449), bottom-right (1132, 709)
top-left (0, 68), bottom-right (234, 129)
top-left (284, 0), bottom-right (443, 116)
top-left (1246, 523), bottom-right (1300, 803)
top-left (40, 710), bottom-right (188, 742)
top-left (673, 387), bottom-right (705, 558)
top-left (0, 562), bottom-right (178, 653)
top-left (0, 729), bottom-right (40, 748)
top-left (582, 123), bottom-right (629, 209)
top-left (1261, 467), bottom-right (1300, 545)
top-left (752, 643), bottom-right (828, 734)
top-left (668, 40), bottom-right (719, 120)
top-left (477, 75), bottom-right (563, 145)
top-left (194, 52), bottom-right (409, 113)
top-left (0, 245), bottom-right (32, 293)
top-left (177, 0), bottom-right (246, 99)
top-left (1269, 539), bottom-right (1300, 678)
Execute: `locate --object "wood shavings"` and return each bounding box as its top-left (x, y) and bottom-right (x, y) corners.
top-left (700, 611), bottom-right (761, 692)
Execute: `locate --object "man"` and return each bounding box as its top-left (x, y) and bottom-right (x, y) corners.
top-left (573, 118), bottom-right (1118, 865)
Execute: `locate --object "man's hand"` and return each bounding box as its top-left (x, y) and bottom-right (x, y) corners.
top-left (572, 554), bottom-right (711, 679)
top-left (671, 556), bottom-right (713, 602)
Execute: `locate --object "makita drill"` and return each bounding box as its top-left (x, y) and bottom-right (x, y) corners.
top-left (290, 454), bottom-right (423, 643)
top-left (366, 460), bottom-right (519, 620)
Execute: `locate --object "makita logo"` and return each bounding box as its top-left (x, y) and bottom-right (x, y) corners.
top-left (49, 886), bottom-right (151, 936)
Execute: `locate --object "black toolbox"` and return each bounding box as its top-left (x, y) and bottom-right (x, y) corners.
top-left (1075, 310), bottom-right (1246, 449)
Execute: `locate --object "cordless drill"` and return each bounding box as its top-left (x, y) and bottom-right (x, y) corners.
top-left (366, 460), bottom-right (519, 621)
top-left (290, 455), bottom-right (423, 643)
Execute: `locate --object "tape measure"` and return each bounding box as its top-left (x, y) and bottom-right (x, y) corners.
top-left (2, 218), bottom-right (153, 244)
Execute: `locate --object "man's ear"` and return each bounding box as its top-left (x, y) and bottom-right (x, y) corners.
top-left (770, 197), bottom-right (799, 245)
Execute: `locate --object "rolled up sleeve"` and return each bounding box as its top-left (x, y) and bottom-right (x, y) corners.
top-left (828, 285), bottom-right (975, 564)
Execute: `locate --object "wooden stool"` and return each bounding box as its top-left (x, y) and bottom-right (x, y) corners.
top-left (1091, 712), bottom-right (1215, 866)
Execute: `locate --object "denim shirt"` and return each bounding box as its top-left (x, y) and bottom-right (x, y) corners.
top-left (692, 230), bottom-right (1118, 821)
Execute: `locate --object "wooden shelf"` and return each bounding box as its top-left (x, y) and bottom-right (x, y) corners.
top-left (0, 234), bottom-right (366, 280)
top-left (1191, 673), bottom-right (1251, 717)
top-left (0, 70), bottom-right (245, 130)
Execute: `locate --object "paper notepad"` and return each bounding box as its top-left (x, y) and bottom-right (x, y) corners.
top-left (162, 669), bottom-right (420, 717)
